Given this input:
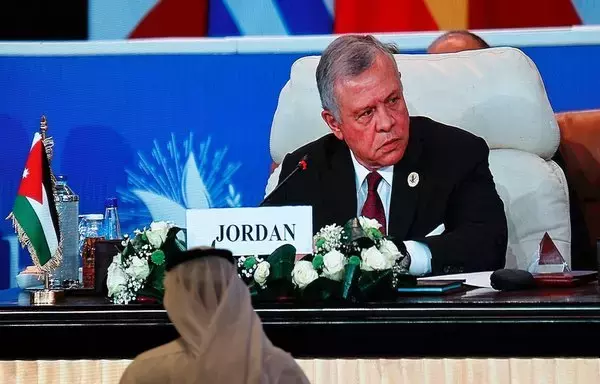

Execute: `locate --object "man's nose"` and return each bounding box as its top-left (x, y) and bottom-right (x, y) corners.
top-left (375, 107), bottom-right (394, 132)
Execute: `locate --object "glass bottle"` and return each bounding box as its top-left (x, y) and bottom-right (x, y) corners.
top-left (54, 175), bottom-right (80, 287)
top-left (78, 214), bottom-right (104, 255)
top-left (103, 197), bottom-right (122, 240)
top-left (78, 214), bottom-right (104, 289)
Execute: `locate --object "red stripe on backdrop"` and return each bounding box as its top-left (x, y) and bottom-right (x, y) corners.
top-left (129, 0), bottom-right (208, 38)
top-left (468, 0), bottom-right (582, 29)
top-left (334, 0), bottom-right (438, 34)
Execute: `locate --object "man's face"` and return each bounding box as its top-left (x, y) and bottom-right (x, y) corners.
top-left (322, 53), bottom-right (410, 170)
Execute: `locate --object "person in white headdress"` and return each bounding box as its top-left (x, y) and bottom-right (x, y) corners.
top-left (119, 247), bottom-right (310, 384)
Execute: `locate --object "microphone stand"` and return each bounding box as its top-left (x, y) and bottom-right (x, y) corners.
top-left (259, 155), bottom-right (308, 207)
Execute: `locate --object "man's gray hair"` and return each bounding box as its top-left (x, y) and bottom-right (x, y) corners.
top-left (316, 35), bottom-right (400, 120)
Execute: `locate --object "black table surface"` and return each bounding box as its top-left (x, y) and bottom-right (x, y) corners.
top-left (2, 283), bottom-right (600, 359)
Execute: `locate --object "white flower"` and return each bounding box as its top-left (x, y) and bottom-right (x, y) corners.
top-left (291, 260), bottom-right (319, 289)
top-left (150, 221), bottom-right (172, 232)
top-left (359, 216), bottom-right (383, 231)
top-left (361, 246), bottom-right (388, 271)
top-left (313, 224), bottom-right (344, 253)
top-left (107, 256), bottom-right (128, 297)
top-left (125, 256), bottom-right (151, 280)
top-left (322, 250), bottom-right (346, 281)
top-left (379, 239), bottom-right (401, 267)
top-left (146, 221), bottom-right (173, 248)
top-left (254, 261), bottom-right (271, 286)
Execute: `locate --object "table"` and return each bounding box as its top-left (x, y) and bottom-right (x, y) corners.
top-left (1, 284), bottom-right (600, 360)
top-left (2, 285), bottom-right (600, 383)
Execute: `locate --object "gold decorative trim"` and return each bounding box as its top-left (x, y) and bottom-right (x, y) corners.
top-left (7, 212), bottom-right (63, 273)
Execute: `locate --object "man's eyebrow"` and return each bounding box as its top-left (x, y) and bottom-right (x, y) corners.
top-left (354, 105), bottom-right (374, 115)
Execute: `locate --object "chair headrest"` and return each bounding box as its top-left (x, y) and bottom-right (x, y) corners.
top-left (270, 47), bottom-right (559, 164)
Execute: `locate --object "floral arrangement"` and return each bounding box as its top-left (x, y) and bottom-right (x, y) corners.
top-left (107, 221), bottom-right (185, 304)
top-left (106, 217), bottom-right (413, 304)
top-left (238, 216), bottom-right (414, 302)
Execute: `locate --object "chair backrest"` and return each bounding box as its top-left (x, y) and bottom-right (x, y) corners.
top-left (556, 109), bottom-right (600, 246)
top-left (269, 47), bottom-right (571, 269)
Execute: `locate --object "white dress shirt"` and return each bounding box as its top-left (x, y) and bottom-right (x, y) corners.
top-left (350, 151), bottom-right (432, 276)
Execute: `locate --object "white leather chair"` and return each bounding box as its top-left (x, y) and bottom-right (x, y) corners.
top-left (268, 47), bottom-right (571, 270)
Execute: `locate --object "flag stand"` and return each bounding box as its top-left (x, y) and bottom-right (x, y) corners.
top-left (30, 272), bottom-right (64, 305)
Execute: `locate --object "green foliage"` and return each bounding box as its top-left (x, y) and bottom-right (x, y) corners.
top-left (348, 255), bottom-right (361, 266)
top-left (342, 263), bottom-right (360, 300)
top-left (302, 277), bottom-right (342, 302)
top-left (243, 257), bottom-right (257, 270)
top-left (315, 237), bottom-right (326, 249)
top-left (267, 244), bottom-right (296, 283)
top-left (312, 255), bottom-right (324, 270)
top-left (151, 250), bottom-right (166, 265)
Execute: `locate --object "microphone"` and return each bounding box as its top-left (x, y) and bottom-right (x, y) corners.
top-left (259, 155), bottom-right (308, 207)
top-left (490, 269), bottom-right (536, 291)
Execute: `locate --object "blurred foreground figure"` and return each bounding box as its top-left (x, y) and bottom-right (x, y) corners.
top-left (427, 30), bottom-right (489, 54)
top-left (120, 248), bottom-right (309, 384)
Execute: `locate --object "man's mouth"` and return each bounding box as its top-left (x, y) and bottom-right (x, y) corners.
top-left (380, 138), bottom-right (400, 151)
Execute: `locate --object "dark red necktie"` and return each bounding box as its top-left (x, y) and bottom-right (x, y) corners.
top-left (361, 171), bottom-right (386, 235)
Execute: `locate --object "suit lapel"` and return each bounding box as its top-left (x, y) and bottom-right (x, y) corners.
top-left (388, 122), bottom-right (423, 240)
top-left (321, 139), bottom-right (356, 226)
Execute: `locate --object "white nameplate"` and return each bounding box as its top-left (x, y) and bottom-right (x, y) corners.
top-left (185, 206), bottom-right (313, 256)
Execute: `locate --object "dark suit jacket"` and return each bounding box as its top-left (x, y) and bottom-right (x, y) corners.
top-left (265, 116), bottom-right (508, 275)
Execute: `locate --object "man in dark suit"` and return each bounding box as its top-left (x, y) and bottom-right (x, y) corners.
top-left (264, 35), bottom-right (507, 276)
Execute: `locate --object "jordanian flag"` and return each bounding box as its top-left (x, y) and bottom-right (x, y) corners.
top-left (7, 132), bottom-right (62, 271)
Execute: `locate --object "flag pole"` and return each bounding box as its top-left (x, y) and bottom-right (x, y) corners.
top-left (44, 272), bottom-right (50, 291)
top-left (40, 115), bottom-right (50, 291)
top-left (40, 115), bottom-right (47, 140)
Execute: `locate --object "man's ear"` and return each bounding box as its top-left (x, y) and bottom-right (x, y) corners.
top-left (321, 110), bottom-right (344, 140)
